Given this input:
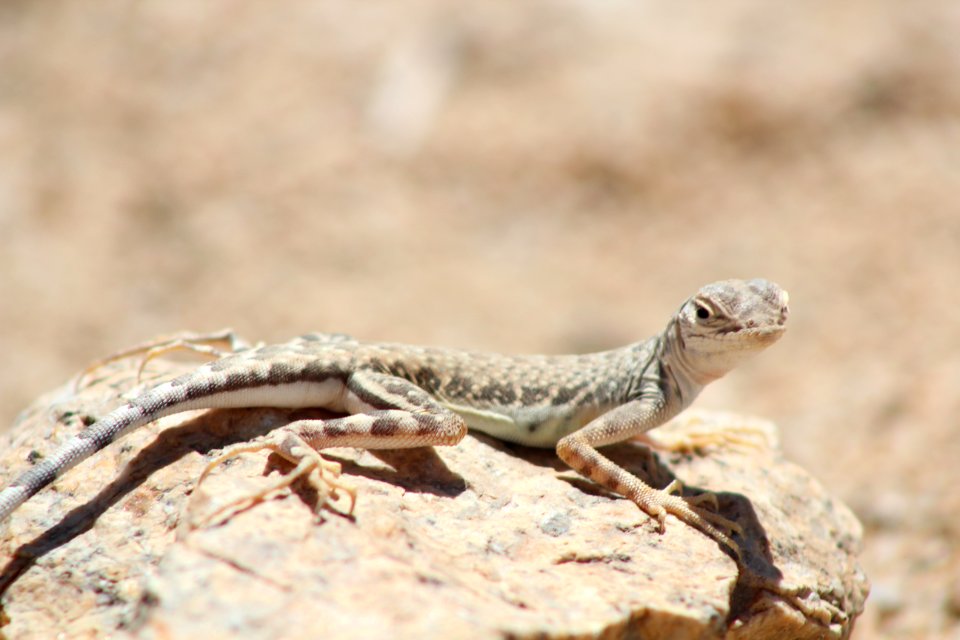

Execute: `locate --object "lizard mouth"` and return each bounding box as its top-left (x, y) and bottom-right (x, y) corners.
top-left (750, 325), bottom-right (787, 341)
top-left (711, 319), bottom-right (787, 350)
top-left (741, 323), bottom-right (788, 349)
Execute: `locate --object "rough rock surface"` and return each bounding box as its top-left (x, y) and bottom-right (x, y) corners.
top-left (0, 359), bottom-right (867, 639)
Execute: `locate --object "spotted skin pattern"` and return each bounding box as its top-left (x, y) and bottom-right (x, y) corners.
top-left (0, 279), bottom-right (788, 561)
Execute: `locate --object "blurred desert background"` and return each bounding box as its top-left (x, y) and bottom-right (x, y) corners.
top-left (1, 2), bottom-right (958, 638)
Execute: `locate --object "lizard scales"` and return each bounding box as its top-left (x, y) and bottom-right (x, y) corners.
top-left (0, 279), bottom-right (789, 557)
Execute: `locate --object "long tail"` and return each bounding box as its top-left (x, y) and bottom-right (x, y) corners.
top-left (0, 370), bottom-right (229, 523)
top-left (0, 350), bottom-right (347, 524)
top-left (0, 372), bottom-right (343, 523)
top-left (0, 402), bottom-right (162, 522)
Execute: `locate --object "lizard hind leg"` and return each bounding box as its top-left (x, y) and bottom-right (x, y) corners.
top-left (186, 432), bottom-right (355, 530)
top-left (75, 328), bottom-right (251, 390)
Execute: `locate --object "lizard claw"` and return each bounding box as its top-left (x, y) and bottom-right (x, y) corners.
top-left (663, 478), bottom-right (684, 496)
top-left (685, 490), bottom-right (721, 513)
top-left (186, 433), bottom-right (356, 530)
top-left (632, 486), bottom-right (744, 560)
top-left (663, 480), bottom-right (726, 526)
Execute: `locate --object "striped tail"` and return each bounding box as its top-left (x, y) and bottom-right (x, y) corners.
top-left (0, 403), bottom-right (155, 523)
top-left (0, 360), bottom-right (345, 523)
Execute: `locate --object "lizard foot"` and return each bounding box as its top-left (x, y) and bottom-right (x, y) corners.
top-left (75, 328), bottom-right (251, 390)
top-left (664, 479), bottom-right (741, 533)
top-left (638, 414), bottom-right (776, 455)
top-left (636, 483), bottom-right (744, 561)
top-left (187, 433), bottom-right (356, 529)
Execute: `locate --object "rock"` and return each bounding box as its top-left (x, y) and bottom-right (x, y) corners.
top-left (0, 358), bottom-right (868, 639)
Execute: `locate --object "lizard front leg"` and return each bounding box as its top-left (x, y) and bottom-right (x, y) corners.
top-left (189, 370), bottom-right (468, 527)
top-left (556, 397), bottom-right (744, 560)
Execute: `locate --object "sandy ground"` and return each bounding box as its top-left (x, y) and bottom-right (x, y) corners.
top-left (1, 2), bottom-right (958, 638)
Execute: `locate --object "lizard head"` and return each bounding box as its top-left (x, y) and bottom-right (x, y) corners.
top-left (670, 278), bottom-right (789, 385)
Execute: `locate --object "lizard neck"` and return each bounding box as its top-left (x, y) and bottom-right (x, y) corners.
top-left (657, 317), bottom-right (709, 407)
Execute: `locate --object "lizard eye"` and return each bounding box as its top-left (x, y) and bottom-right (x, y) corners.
top-left (695, 303), bottom-right (712, 320)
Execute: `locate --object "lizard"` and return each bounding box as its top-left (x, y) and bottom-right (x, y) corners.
top-left (0, 278), bottom-right (788, 562)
